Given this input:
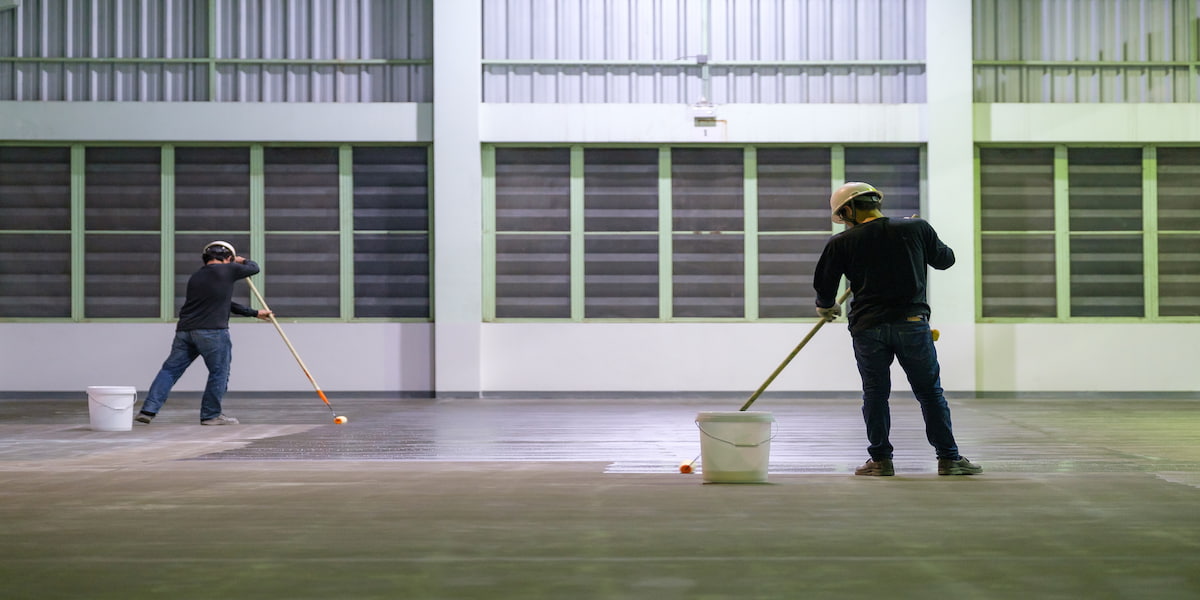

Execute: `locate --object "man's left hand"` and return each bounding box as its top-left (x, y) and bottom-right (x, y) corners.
top-left (816, 305), bottom-right (842, 322)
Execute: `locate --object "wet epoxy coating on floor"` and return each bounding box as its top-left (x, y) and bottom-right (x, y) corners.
top-left (1, 394), bottom-right (1198, 599)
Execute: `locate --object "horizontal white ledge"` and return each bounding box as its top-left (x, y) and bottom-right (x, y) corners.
top-left (975, 103), bottom-right (1200, 143)
top-left (0, 102), bottom-right (433, 142)
top-left (481, 103), bottom-right (927, 143)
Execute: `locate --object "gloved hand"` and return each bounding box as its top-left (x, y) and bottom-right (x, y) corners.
top-left (816, 304), bottom-right (842, 322)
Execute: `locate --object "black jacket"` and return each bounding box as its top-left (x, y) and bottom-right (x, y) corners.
top-left (813, 217), bottom-right (954, 334)
top-left (176, 260), bottom-right (261, 331)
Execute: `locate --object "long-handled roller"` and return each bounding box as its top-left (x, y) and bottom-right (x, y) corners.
top-left (737, 286), bottom-right (854, 412)
top-left (246, 278), bottom-right (347, 425)
top-left (679, 287), bottom-right (853, 474)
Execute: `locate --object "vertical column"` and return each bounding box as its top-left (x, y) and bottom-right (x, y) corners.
top-left (480, 146), bottom-right (496, 322)
top-left (657, 148), bottom-right (672, 320)
top-left (570, 146), bottom-right (585, 321)
top-left (160, 145), bottom-right (175, 319)
top-left (433, 0), bottom-right (483, 396)
top-left (207, 0), bottom-right (218, 101)
top-left (742, 147), bottom-right (758, 320)
top-left (1141, 146), bottom-right (1159, 319)
top-left (70, 145), bottom-right (85, 321)
top-left (249, 145), bottom-right (265, 298)
top-left (830, 146), bottom-right (847, 302)
top-left (338, 145), bottom-right (355, 321)
top-left (925, 0), bottom-right (976, 391)
top-left (1053, 145), bottom-right (1070, 319)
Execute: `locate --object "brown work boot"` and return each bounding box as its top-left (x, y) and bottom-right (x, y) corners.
top-left (854, 458), bottom-right (895, 476)
top-left (938, 457), bottom-right (983, 475)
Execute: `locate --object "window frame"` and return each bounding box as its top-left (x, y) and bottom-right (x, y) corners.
top-left (976, 143), bottom-right (1199, 323)
top-left (482, 143), bottom-right (920, 322)
top-left (0, 142), bottom-right (432, 323)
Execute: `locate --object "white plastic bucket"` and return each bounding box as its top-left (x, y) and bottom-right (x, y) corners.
top-left (86, 386), bottom-right (137, 432)
top-left (696, 411), bottom-right (776, 483)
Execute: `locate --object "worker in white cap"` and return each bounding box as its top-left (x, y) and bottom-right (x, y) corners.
top-left (814, 183), bottom-right (982, 477)
top-left (136, 241), bottom-right (271, 426)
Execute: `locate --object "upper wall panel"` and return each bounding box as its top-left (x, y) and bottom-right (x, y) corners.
top-left (482, 0), bottom-right (927, 104)
top-left (974, 0), bottom-right (1199, 102)
top-left (7, 0), bottom-right (1199, 106)
top-left (0, 0), bottom-right (433, 102)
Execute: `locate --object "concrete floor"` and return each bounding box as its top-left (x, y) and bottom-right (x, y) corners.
top-left (0, 393), bottom-right (1197, 599)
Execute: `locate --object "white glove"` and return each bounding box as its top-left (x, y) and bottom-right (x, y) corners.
top-left (816, 305), bottom-right (842, 322)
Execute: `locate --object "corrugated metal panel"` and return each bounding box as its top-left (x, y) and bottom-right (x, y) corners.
top-left (974, 0), bottom-right (1195, 102)
top-left (711, 0), bottom-right (924, 61)
top-left (0, 0), bottom-right (205, 101)
top-left (0, 0), bottom-right (431, 102)
top-left (215, 0), bottom-right (433, 102)
top-left (482, 0), bottom-right (700, 103)
top-left (482, 0), bottom-right (925, 104)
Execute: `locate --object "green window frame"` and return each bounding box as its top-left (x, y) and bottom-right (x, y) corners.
top-left (483, 144), bottom-right (924, 322)
top-left (0, 143), bottom-right (431, 322)
top-left (977, 144), bottom-right (1200, 321)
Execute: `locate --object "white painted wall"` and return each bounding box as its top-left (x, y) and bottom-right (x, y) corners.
top-left (481, 323), bottom-right (854, 393)
top-left (977, 323), bottom-right (1200, 392)
top-left (480, 104), bottom-right (925, 143)
top-left (0, 322), bottom-right (432, 393)
top-left (975, 104), bottom-right (1200, 143)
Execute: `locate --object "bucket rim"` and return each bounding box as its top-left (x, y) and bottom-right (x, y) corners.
top-left (695, 411), bottom-right (775, 423)
top-left (87, 386), bottom-right (138, 393)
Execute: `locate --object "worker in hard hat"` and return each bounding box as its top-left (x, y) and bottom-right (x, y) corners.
top-left (813, 182), bottom-right (982, 477)
top-left (136, 241), bottom-right (272, 426)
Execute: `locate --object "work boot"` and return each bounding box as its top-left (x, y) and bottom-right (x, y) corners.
top-left (854, 458), bottom-right (894, 476)
top-left (134, 412), bottom-right (154, 425)
top-left (201, 414), bottom-right (240, 426)
top-left (938, 456), bottom-right (983, 475)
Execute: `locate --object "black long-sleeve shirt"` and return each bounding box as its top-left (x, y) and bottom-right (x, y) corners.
top-left (176, 260), bottom-right (261, 331)
top-left (813, 217), bottom-right (954, 334)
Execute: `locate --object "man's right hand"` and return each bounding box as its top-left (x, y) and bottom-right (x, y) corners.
top-left (816, 305), bottom-right (842, 322)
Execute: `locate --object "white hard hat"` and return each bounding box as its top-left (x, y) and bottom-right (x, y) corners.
top-left (203, 241), bottom-right (236, 260)
top-left (206, 241), bottom-right (236, 254)
top-left (829, 182), bottom-right (883, 224)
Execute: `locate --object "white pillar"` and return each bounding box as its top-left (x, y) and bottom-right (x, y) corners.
top-left (925, 0), bottom-right (977, 391)
top-left (432, 0), bottom-right (483, 396)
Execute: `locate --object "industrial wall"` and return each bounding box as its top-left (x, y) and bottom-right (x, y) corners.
top-left (2, 0), bottom-right (1198, 395)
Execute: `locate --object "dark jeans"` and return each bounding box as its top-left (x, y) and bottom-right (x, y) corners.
top-left (851, 319), bottom-right (960, 461)
top-left (142, 329), bottom-right (233, 421)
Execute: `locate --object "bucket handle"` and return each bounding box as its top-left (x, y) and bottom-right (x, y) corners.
top-left (695, 420), bottom-right (778, 448)
top-left (90, 391), bottom-right (137, 411)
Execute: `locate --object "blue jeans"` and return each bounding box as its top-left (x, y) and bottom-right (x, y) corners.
top-left (142, 329), bottom-right (233, 421)
top-left (851, 319), bottom-right (960, 461)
